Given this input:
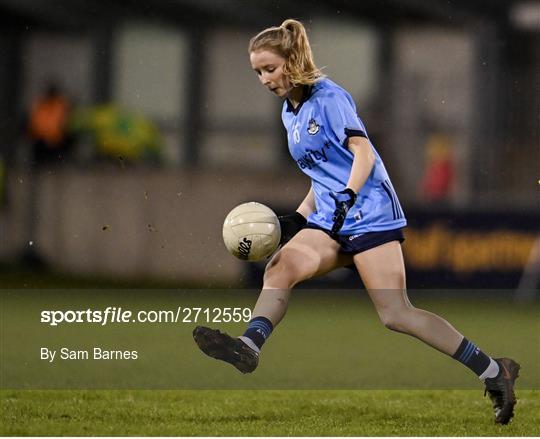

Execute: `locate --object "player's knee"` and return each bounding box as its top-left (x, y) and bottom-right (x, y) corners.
top-left (379, 308), bottom-right (412, 333)
top-left (264, 248), bottom-right (314, 289)
top-left (263, 254), bottom-right (294, 288)
top-left (381, 315), bottom-right (406, 332)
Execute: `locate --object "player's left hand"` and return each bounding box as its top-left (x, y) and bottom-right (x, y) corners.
top-left (329, 188), bottom-right (357, 236)
top-left (278, 212), bottom-right (307, 245)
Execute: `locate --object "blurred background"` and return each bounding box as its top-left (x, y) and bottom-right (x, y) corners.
top-left (0, 0), bottom-right (538, 290)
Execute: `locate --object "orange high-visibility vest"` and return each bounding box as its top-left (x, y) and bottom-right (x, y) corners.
top-left (29, 96), bottom-right (69, 146)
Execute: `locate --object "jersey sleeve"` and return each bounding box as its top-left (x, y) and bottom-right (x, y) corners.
top-left (321, 91), bottom-right (367, 147)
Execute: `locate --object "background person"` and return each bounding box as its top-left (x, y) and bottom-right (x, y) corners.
top-left (27, 82), bottom-right (73, 165)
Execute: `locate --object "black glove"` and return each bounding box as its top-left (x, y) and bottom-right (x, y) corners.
top-left (278, 212), bottom-right (307, 245)
top-left (329, 188), bottom-right (357, 236)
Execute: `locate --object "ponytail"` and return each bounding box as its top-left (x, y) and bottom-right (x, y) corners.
top-left (249, 19), bottom-right (324, 86)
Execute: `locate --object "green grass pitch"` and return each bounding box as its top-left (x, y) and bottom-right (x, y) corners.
top-left (0, 269), bottom-right (539, 436)
top-left (1, 389), bottom-right (539, 435)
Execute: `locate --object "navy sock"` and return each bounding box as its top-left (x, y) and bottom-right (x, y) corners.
top-left (452, 337), bottom-right (491, 376)
top-left (242, 316), bottom-right (273, 349)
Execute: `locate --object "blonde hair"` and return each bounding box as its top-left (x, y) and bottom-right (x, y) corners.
top-left (249, 19), bottom-right (324, 86)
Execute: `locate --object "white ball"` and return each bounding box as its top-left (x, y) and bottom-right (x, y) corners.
top-left (223, 202), bottom-right (281, 261)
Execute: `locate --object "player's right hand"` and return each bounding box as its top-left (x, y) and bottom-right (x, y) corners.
top-left (278, 212), bottom-right (307, 245)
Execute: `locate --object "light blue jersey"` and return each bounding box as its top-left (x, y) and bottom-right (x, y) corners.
top-left (282, 78), bottom-right (406, 235)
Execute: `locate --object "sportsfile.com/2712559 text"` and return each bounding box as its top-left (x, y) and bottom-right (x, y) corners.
top-left (40, 307), bottom-right (253, 326)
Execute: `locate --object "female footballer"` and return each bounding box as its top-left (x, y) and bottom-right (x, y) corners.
top-left (193, 19), bottom-right (520, 425)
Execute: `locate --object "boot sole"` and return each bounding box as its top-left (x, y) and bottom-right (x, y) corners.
top-left (193, 326), bottom-right (258, 374)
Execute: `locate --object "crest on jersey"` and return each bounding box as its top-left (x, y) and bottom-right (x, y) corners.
top-left (307, 118), bottom-right (320, 135)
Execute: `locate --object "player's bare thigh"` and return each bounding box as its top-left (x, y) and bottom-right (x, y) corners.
top-left (264, 228), bottom-right (353, 288)
top-left (353, 240), bottom-right (406, 290)
top-left (353, 240), bottom-right (410, 311)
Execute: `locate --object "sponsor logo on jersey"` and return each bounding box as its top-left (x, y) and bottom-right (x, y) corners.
top-left (307, 118), bottom-right (320, 135)
top-left (296, 147), bottom-right (329, 169)
top-left (237, 237), bottom-right (252, 260)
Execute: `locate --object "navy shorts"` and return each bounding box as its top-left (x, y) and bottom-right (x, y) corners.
top-left (304, 224), bottom-right (405, 255)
